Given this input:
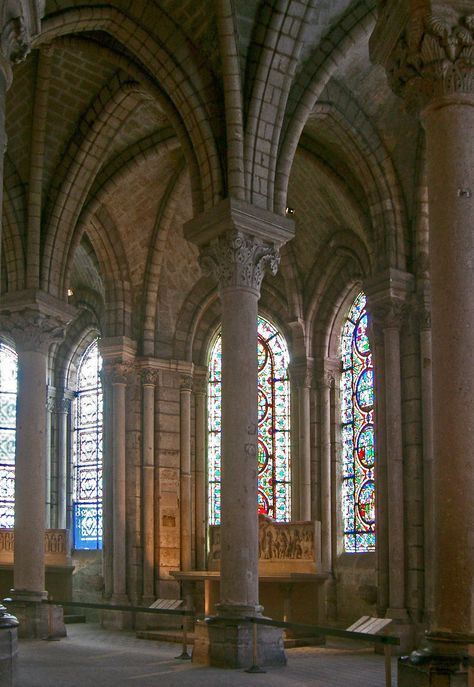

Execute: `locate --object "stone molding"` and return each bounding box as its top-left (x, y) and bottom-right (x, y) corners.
top-left (0, 307), bottom-right (66, 353)
top-left (373, 6), bottom-right (474, 109)
top-left (199, 230), bottom-right (280, 296)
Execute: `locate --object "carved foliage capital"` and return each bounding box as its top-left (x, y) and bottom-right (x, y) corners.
top-left (0, 308), bottom-right (65, 353)
top-left (102, 362), bottom-right (134, 386)
top-left (386, 12), bottom-right (474, 108)
top-left (199, 230), bottom-right (280, 295)
top-left (193, 376), bottom-right (207, 395)
top-left (180, 374), bottom-right (193, 392)
top-left (370, 300), bottom-right (407, 331)
top-left (140, 368), bottom-right (159, 387)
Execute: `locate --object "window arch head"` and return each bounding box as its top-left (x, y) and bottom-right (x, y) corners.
top-left (340, 292), bottom-right (375, 553)
top-left (73, 338), bottom-right (103, 550)
top-left (0, 342), bottom-right (17, 528)
top-left (208, 316), bottom-right (291, 526)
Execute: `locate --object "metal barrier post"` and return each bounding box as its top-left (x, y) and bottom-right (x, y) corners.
top-left (175, 609), bottom-right (191, 660)
top-left (384, 644), bottom-right (392, 687)
top-left (245, 620), bottom-right (266, 674)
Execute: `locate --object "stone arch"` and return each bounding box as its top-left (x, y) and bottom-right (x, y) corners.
top-left (34, 6), bottom-right (223, 210)
top-left (275, 0), bottom-right (376, 212)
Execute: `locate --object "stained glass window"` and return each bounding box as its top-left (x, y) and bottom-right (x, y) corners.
top-left (0, 343), bottom-right (17, 528)
top-left (208, 316), bottom-right (291, 525)
top-left (340, 292), bottom-right (376, 553)
top-left (73, 339), bottom-right (103, 549)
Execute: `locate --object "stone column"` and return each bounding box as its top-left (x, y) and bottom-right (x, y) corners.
top-left (55, 393), bottom-right (72, 531)
top-left (290, 362), bottom-right (312, 522)
top-left (371, 4), bottom-right (474, 680)
top-left (185, 198), bottom-right (294, 668)
top-left (180, 375), bottom-right (193, 572)
top-left (193, 375), bottom-right (207, 570)
top-left (45, 391), bottom-right (55, 528)
top-left (365, 270), bottom-right (414, 648)
top-left (320, 365), bottom-right (336, 574)
top-left (109, 363), bottom-right (128, 603)
top-left (0, 295), bottom-right (73, 638)
top-left (141, 368), bottom-right (158, 604)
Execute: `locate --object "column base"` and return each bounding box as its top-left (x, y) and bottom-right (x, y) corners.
top-left (383, 608), bottom-right (416, 655)
top-left (192, 616), bottom-right (286, 668)
top-left (7, 590), bottom-right (66, 639)
top-left (398, 632), bottom-right (472, 686)
top-left (100, 594), bottom-right (132, 630)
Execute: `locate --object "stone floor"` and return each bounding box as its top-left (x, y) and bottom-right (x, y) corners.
top-left (16, 623), bottom-right (397, 686)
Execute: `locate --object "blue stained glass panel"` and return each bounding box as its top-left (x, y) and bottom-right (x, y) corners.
top-left (340, 293), bottom-right (376, 553)
top-left (0, 343), bottom-right (17, 528)
top-left (73, 340), bottom-right (103, 550)
top-left (208, 317), bottom-right (291, 525)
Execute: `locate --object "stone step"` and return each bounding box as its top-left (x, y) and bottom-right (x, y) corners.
top-left (64, 614), bottom-right (87, 624)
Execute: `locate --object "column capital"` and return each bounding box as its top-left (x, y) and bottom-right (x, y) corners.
top-left (289, 359), bottom-right (313, 388)
top-left (0, 0), bottom-right (44, 87)
top-left (102, 361), bottom-right (134, 386)
top-left (0, 308), bottom-right (67, 353)
top-left (184, 198), bottom-right (295, 297)
top-left (180, 374), bottom-right (193, 392)
top-left (364, 268), bottom-right (415, 330)
top-left (140, 368), bottom-right (159, 387)
top-left (371, 2), bottom-right (474, 111)
top-left (193, 373), bottom-right (207, 396)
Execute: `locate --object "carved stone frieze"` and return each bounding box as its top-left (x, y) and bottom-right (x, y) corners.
top-left (386, 11), bottom-right (474, 109)
top-left (199, 230), bottom-right (280, 296)
top-left (0, 308), bottom-right (66, 353)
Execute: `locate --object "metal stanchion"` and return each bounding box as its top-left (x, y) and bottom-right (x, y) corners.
top-left (384, 644), bottom-right (392, 687)
top-left (175, 611), bottom-right (192, 660)
top-left (245, 621), bottom-right (266, 674)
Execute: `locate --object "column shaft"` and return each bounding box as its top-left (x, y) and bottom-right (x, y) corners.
top-left (180, 381), bottom-right (192, 571)
top-left (56, 399), bottom-right (69, 531)
top-left (422, 98), bottom-right (474, 637)
top-left (14, 349), bottom-right (47, 595)
top-left (320, 375), bottom-right (333, 572)
top-left (219, 288), bottom-right (260, 613)
top-left (112, 380), bottom-right (127, 599)
top-left (298, 385), bottom-right (311, 521)
top-left (194, 384), bottom-right (207, 570)
top-left (383, 325), bottom-right (406, 615)
top-left (142, 382), bottom-right (155, 600)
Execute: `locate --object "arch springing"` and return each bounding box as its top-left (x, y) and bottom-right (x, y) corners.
top-left (208, 316), bottom-right (291, 526)
top-left (340, 293), bottom-right (376, 553)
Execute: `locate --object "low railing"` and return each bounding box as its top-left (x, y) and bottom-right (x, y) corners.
top-left (5, 598), bottom-right (400, 685)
